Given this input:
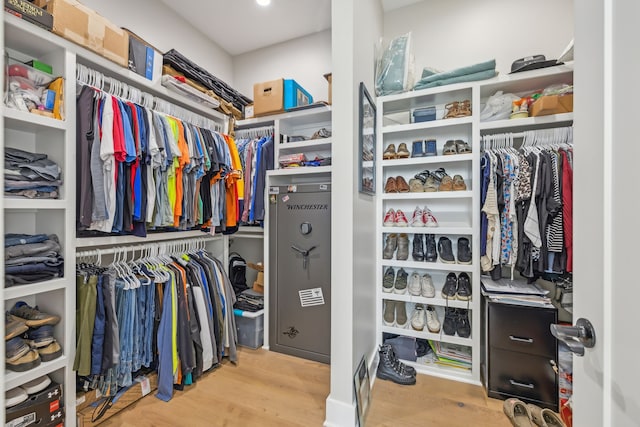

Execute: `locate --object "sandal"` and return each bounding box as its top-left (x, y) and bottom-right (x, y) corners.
top-left (444, 101), bottom-right (459, 119)
top-left (443, 140), bottom-right (457, 155)
top-left (456, 100), bottom-right (472, 117)
top-left (452, 175), bottom-right (467, 191)
top-left (383, 144), bottom-right (397, 160)
top-left (527, 404), bottom-right (566, 427)
top-left (431, 167), bottom-right (448, 182)
top-left (455, 140), bottom-right (472, 154)
top-left (414, 170), bottom-right (431, 184)
top-left (503, 399), bottom-right (535, 427)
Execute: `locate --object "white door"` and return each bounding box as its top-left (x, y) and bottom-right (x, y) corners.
top-left (573, 1), bottom-right (640, 426)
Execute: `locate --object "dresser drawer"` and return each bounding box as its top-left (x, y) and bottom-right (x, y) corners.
top-left (489, 348), bottom-right (558, 407)
top-left (489, 303), bottom-right (556, 357)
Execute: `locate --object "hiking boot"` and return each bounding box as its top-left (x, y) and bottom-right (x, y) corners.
top-left (5, 312), bottom-right (28, 341)
top-left (394, 268), bottom-right (408, 294)
top-left (408, 272), bottom-right (422, 296)
top-left (376, 345), bottom-right (416, 385)
top-left (443, 308), bottom-right (458, 336)
top-left (457, 237), bottom-right (472, 264)
top-left (380, 344), bottom-right (416, 376)
top-left (6, 349), bottom-right (40, 372)
top-left (383, 300), bottom-right (396, 326)
top-left (457, 309), bottom-right (471, 338)
top-left (396, 234), bottom-right (409, 260)
top-left (38, 340), bottom-right (62, 362)
top-left (438, 237), bottom-right (455, 264)
top-left (442, 273), bottom-right (458, 299)
top-left (425, 234), bottom-right (437, 262)
top-left (412, 234), bottom-right (424, 261)
top-left (382, 267), bottom-right (395, 293)
top-left (25, 325), bottom-right (55, 348)
top-left (396, 302), bottom-right (408, 327)
top-left (456, 272), bottom-right (472, 301)
top-left (411, 207), bottom-right (425, 227)
top-left (383, 234), bottom-right (397, 259)
top-left (6, 336), bottom-right (30, 362)
top-left (426, 306), bottom-right (441, 333)
top-left (411, 304), bottom-right (426, 331)
top-left (421, 273), bottom-right (435, 298)
top-left (10, 302), bottom-right (60, 327)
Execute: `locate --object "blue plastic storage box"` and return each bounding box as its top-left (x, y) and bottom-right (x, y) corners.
top-left (284, 79), bottom-right (313, 111)
top-left (413, 106), bottom-right (437, 123)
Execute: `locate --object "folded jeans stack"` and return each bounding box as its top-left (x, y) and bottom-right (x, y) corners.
top-left (5, 233), bottom-right (64, 286)
top-left (234, 289), bottom-right (264, 312)
top-left (5, 147), bottom-right (62, 199)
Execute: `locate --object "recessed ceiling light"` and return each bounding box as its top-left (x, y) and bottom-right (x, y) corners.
top-left (256, 0), bottom-right (271, 6)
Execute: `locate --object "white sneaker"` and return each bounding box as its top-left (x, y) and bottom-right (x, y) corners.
top-left (383, 208), bottom-right (396, 227)
top-left (423, 207), bottom-right (438, 227)
top-left (410, 304), bottom-right (426, 331)
top-left (411, 206), bottom-right (425, 227)
top-left (20, 375), bottom-right (51, 395)
top-left (426, 306), bottom-right (441, 333)
top-left (421, 274), bottom-right (436, 298)
top-left (5, 387), bottom-right (28, 408)
top-left (395, 209), bottom-right (409, 227)
top-left (408, 272), bottom-right (422, 296)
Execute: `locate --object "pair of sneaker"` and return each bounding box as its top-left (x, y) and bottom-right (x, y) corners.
top-left (438, 237), bottom-right (472, 264)
top-left (6, 302), bottom-right (63, 372)
top-left (407, 272), bottom-right (435, 298)
top-left (383, 267), bottom-right (408, 294)
top-left (5, 375), bottom-right (52, 408)
top-left (442, 272), bottom-right (472, 301)
top-left (443, 308), bottom-right (471, 338)
top-left (409, 206), bottom-right (438, 227)
top-left (410, 304), bottom-right (440, 333)
top-left (383, 208), bottom-right (408, 227)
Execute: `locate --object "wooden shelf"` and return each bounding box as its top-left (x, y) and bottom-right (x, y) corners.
top-left (381, 292), bottom-right (473, 309)
top-left (381, 153), bottom-right (473, 167)
top-left (3, 107), bottom-right (67, 132)
top-left (381, 225), bottom-right (472, 236)
top-left (382, 191), bottom-right (472, 200)
top-left (278, 138), bottom-right (332, 151)
top-left (4, 199), bottom-right (67, 210)
top-left (480, 113), bottom-right (574, 133)
top-left (382, 116), bottom-right (472, 134)
top-left (268, 166), bottom-right (332, 177)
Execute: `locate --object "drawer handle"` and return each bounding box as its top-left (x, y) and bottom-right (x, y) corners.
top-left (509, 379), bottom-right (535, 389)
top-left (509, 335), bottom-right (534, 344)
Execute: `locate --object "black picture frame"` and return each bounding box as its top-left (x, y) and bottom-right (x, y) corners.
top-left (359, 82), bottom-right (376, 195)
top-left (353, 355), bottom-right (371, 427)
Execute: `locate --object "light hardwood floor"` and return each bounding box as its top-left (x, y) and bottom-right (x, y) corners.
top-left (102, 348), bottom-right (510, 427)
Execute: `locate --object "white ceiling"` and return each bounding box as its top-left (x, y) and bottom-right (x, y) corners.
top-left (160, 0), bottom-right (425, 56)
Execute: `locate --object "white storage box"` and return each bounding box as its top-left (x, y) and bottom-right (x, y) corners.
top-left (234, 309), bottom-right (264, 349)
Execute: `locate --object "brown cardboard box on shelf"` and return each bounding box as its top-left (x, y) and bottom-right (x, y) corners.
top-left (76, 373), bottom-right (158, 427)
top-left (530, 94), bottom-right (574, 117)
top-left (253, 79), bottom-right (285, 116)
top-left (35, 0), bottom-right (128, 67)
top-left (324, 72), bottom-right (332, 105)
top-left (248, 262), bottom-right (264, 293)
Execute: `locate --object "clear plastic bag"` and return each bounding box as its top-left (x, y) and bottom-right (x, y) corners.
top-left (375, 32), bottom-right (414, 96)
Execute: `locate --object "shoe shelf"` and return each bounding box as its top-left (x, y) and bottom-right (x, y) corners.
top-left (479, 112), bottom-right (574, 133)
top-left (382, 293), bottom-right (473, 310)
top-left (278, 137), bottom-right (332, 152)
top-left (382, 116), bottom-right (473, 135)
top-left (4, 356), bottom-right (67, 391)
top-left (382, 190), bottom-right (473, 200)
top-left (267, 166), bottom-right (332, 177)
top-left (381, 153), bottom-right (473, 167)
top-left (3, 279), bottom-right (68, 301)
top-left (382, 259), bottom-right (474, 273)
top-left (381, 226), bottom-right (472, 235)
top-left (381, 325), bottom-right (472, 347)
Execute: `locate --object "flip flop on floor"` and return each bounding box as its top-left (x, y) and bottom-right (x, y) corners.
top-left (503, 398), bottom-right (534, 427)
top-left (527, 404), bottom-right (567, 427)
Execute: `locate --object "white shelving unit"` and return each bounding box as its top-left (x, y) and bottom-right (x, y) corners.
top-left (1, 12), bottom-right (231, 426)
top-left (375, 64), bottom-right (574, 385)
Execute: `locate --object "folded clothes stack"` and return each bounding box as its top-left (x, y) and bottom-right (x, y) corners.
top-left (5, 233), bottom-right (64, 286)
top-left (5, 147), bottom-right (62, 199)
top-left (234, 289), bottom-right (264, 312)
top-left (414, 59), bottom-right (497, 91)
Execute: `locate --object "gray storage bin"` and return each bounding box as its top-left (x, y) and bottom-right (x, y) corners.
top-left (234, 309), bottom-right (264, 349)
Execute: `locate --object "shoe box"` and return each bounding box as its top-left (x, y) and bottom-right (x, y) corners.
top-left (6, 382), bottom-right (64, 427)
top-left (253, 78), bottom-right (313, 116)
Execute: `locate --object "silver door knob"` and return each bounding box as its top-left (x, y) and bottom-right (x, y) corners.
top-left (550, 318), bottom-right (596, 356)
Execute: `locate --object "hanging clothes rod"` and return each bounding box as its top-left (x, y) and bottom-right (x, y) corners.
top-left (75, 236), bottom-right (217, 258)
top-left (76, 64), bottom-right (223, 132)
top-left (234, 124), bottom-right (275, 139)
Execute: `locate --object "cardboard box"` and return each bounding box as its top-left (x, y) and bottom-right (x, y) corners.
top-left (124, 28), bottom-right (162, 83)
top-left (324, 73), bottom-right (332, 105)
top-left (5, 0), bottom-right (53, 31)
top-left (253, 78), bottom-right (313, 116)
top-left (76, 373), bottom-right (157, 427)
top-left (6, 382), bottom-right (64, 427)
top-left (35, 0), bottom-right (128, 67)
top-left (530, 94), bottom-right (574, 117)
top-left (75, 387), bottom-right (103, 412)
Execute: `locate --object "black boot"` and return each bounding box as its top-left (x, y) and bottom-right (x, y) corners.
top-left (412, 234), bottom-right (424, 261)
top-left (380, 344), bottom-right (416, 376)
top-left (424, 234), bottom-right (437, 262)
top-left (376, 346), bottom-right (416, 385)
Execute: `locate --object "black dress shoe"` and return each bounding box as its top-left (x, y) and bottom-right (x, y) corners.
top-left (412, 234), bottom-right (424, 261)
top-left (425, 234), bottom-right (437, 262)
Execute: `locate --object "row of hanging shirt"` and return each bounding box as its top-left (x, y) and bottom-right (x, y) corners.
top-left (75, 240), bottom-right (237, 402)
top-left (480, 127), bottom-right (573, 280)
top-left (234, 126), bottom-right (274, 225)
top-left (76, 79), bottom-right (244, 238)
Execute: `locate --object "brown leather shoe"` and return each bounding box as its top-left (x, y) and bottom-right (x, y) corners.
top-left (396, 176), bottom-right (410, 192)
top-left (397, 143), bottom-right (410, 158)
top-left (439, 176), bottom-right (453, 191)
top-left (383, 144), bottom-right (397, 160)
top-left (452, 175), bottom-right (467, 191)
top-left (384, 177), bottom-right (398, 193)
